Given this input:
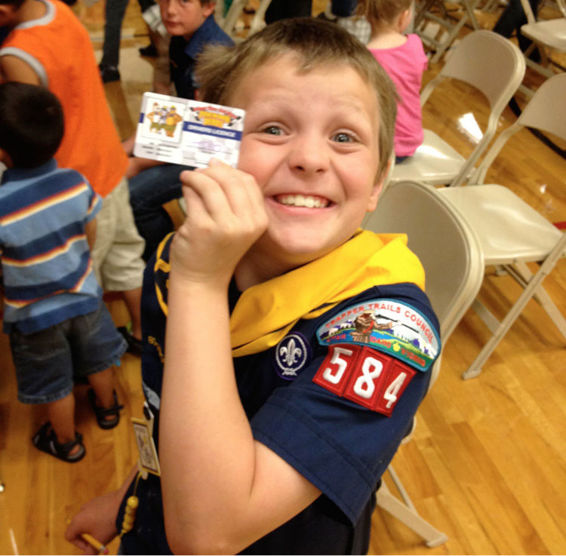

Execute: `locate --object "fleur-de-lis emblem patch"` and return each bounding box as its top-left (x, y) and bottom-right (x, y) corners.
top-left (274, 332), bottom-right (311, 380)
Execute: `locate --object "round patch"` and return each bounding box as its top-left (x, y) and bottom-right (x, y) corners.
top-left (274, 332), bottom-right (312, 380)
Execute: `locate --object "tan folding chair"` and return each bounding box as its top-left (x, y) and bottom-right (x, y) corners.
top-left (217, 0), bottom-right (272, 39)
top-left (363, 179), bottom-right (484, 546)
top-left (390, 30), bottom-right (526, 188)
top-left (518, 0), bottom-right (566, 96)
top-left (416, 0), bottom-right (483, 62)
top-left (438, 72), bottom-right (566, 379)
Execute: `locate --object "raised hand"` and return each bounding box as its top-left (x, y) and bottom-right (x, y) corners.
top-left (171, 158), bottom-right (268, 289)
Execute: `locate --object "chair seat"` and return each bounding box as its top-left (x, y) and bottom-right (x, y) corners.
top-left (521, 18), bottom-right (566, 50)
top-left (391, 130), bottom-right (466, 185)
top-left (440, 184), bottom-right (563, 265)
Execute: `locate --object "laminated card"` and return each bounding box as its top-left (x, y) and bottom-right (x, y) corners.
top-left (134, 92), bottom-right (245, 168)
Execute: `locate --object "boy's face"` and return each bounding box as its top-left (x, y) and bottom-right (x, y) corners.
top-left (230, 54), bottom-right (383, 268)
top-left (158, 0), bottom-right (214, 39)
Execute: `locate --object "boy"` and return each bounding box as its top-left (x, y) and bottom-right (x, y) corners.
top-left (0, 0), bottom-right (146, 355)
top-left (125, 0), bottom-right (234, 261)
top-left (0, 83), bottom-right (127, 463)
top-left (66, 18), bottom-right (441, 553)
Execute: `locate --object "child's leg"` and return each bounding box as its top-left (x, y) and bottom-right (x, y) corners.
top-left (87, 366), bottom-right (124, 429)
top-left (87, 367), bottom-right (116, 410)
top-left (9, 323), bottom-right (85, 462)
top-left (44, 393), bottom-right (81, 456)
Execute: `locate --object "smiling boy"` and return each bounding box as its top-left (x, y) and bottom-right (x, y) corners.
top-left (67, 18), bottom-right (441, 555)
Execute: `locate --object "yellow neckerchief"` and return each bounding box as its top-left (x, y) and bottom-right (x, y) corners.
top-left (154, 230), bottom-right (425, 357)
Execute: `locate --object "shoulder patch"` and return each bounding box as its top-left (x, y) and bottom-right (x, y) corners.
top-left (316, 299), bottom-right (439, 372)
top-left (273, 332), bottom-right (312, 380)
top-left (313, 344), bottom-right (416, 416)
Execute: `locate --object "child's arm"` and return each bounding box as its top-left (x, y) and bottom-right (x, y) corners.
top-left (65, 465), bottom-right (139, 553)
top-left (85, 219), bottom-right (97, 252)
top-left (159, 161), bottom-right (320, 554)
top-left (0, 55), bottom-right (41, 85)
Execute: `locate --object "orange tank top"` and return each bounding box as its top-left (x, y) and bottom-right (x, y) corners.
top-left (1, 0), bottom-right (128, 197)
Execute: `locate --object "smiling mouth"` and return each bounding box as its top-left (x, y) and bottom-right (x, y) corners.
top-left (275, 194), bottom-right (330, 208)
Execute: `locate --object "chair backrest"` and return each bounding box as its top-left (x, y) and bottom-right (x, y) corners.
top-left (470, 72), bottom-right (566, 184)
top-left (422, 30), bottom-right (526, 110)
top-left (362, 180), bottom-right (484, 383)
top-left (421, 30), bottom-right (525, 187)
top-left (520, 0), bottom-right (566, 21)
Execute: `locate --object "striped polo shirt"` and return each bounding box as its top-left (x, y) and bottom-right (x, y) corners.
top-left (0, 159), bottom-right (102, 334)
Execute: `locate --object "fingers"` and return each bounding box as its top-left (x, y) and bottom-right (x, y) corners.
top-left (178, 161), bottom-right (267, 243)
top-left (64, 524), bottom-right (98, 555)
top-left (180, 159), bottom-right (264, 222)
top-left (171, 160), bottom-right (267, 282)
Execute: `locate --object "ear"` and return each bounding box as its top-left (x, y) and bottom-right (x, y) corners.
top-left (0, 4), bottom-right (14, 25)
top-left (397, 8), bottom-right (413, 33)
top-left (202, 1), bottom-right (216, 18)
top-left (0, 147), bottom-right (13, 168)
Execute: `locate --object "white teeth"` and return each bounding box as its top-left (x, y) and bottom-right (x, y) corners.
top-left (278, 195), bottom-right (328, 208)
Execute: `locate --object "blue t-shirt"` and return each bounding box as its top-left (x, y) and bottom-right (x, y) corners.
top-left (118, 235), bottom-right (441, 554)
top-left (169, 14), bottom-right (233, 99)
top-left (0, 159), bottom-right (102, 333)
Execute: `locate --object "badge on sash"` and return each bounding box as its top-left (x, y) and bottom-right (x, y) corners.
top-left (132, 403), bottom-right (161, 478)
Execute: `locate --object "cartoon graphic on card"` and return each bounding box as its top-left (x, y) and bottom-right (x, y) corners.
top-left (134, 92), bottom-right (245, 168)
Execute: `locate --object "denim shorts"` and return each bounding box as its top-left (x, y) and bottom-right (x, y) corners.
top-left (10, 300), bottom-right (128, 404)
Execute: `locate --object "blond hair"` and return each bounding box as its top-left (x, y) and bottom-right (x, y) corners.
top-left (195, 17), bottom-right (397, 181)
top-left (356, 0), bottom-right (412, 26)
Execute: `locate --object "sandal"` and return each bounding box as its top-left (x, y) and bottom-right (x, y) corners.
top-left (88, 388), bottom-right (124, 429)
top-left (32, 422), bottom-right (86, 463)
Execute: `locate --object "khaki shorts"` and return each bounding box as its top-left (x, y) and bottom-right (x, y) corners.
top-left (91, 177), bottom-right (146, 292)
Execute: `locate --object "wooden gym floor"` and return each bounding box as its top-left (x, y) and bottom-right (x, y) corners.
top-left (0, 0), bottom-right (564, 553)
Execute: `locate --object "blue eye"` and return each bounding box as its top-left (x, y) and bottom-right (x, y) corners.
top-left (333, 132), bottom-right (354, 143)
top-left (263, 125), bottom-right (283, 135)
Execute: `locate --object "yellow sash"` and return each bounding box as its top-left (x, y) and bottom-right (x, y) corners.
top-left (154, 230), bottom-right (425, 358)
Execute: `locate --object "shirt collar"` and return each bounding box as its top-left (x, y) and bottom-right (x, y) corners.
top-left (2, 159), bottom-right (58, 185)
top-left (184, 15), bottom-right (221, 59)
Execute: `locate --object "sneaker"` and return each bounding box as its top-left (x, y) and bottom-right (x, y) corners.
top-left (99, 64), bottom-right (120, 83)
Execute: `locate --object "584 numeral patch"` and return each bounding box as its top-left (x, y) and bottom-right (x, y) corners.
top-left (313, 344), bottom-right (416, 416)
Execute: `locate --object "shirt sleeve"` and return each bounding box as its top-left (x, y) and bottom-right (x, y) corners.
top-left (250, 284), bottom-right (439, 524)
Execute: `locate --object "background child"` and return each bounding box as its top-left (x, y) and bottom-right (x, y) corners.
top-left (66, 18), bottom-right (440, 553)
top-left (358, 0), bottom-right (428, 163)
top-left (125, 0), bottom-right (234, 262)
top-left (0, 83), bottom-right (127, 463)
top-left (0, 0), bottom-right (146, 355)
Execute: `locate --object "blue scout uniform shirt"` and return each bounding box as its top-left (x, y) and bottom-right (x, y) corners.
top-left (169, 14), bottom-right (233, 100)
top-left (118, 236), bottom-right (441, 554)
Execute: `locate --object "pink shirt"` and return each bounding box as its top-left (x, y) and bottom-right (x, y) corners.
top-left (370, 34), bottom-right (428, 157)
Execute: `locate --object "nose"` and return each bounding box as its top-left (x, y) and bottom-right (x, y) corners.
top-left (288, 131), bottom-right (329, 176)
top-left (160, 0), bottom-right (174, 17)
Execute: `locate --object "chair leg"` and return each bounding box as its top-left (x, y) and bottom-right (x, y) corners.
top-left (430, 15), bottom-right (468, 62)
top-left (508, 262), bottom-right (566, 340)
top-left (477, 264), bottom-right (566, 340)
top-left (462, 237), bottom-right (566, 379)
top-left (221, 0), bottom-right (246, 34)
top-left (248, 0), bottom-right (272, 34)
top-left (376, 467), bottom-right (448, 548)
